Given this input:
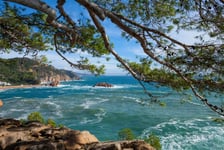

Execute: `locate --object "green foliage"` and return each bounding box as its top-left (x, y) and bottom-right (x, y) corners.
top-left (0, 57), bottom-right (78, 85)
top-left (120, 59), bottom-right (190, 91)
top-left (26, 112), bottom-right (60, 127)
top-left (212, 118), bottom-right (224, 124)
top-left (0, 58), bottom-right (40, 85)
top-left (118, 128), bottom-right (135, 140)
top-left (46, 118), bottom-right (57, 127)
top-left (144, 133), bottom-right (161, 150)
top-left (1, 0), bottom-right (224, 115)
top-left (117, 128), bottom-right (161, 149)
top-left (27, 112), bottom-right (45, 123)
top-left (0, 2), bottom-right (109, 75)
top-left (0, 3), bottom-right (48, 53)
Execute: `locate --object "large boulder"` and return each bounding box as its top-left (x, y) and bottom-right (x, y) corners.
top-left (49, 80), bottom-right (60, 87)
top-left (0, 118), bottom-right (155, 150)
top-left (0, 100), bottom-right (3, 107)
top-left (0, 118), bottom-right (98, 150)
top-left (93, 82), bottom-right (113, 88)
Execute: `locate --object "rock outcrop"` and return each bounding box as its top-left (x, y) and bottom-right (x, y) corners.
top-left (0, 100), bottom-right (3, 107)
top-left (0, 57), bottom-right (80, 86)
top-left (93, 82), bottom-right (113, 88)
top-left (0, 118), bottom-right (155, 150)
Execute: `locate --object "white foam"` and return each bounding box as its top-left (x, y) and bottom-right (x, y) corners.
top-left (161, 126), bottom-right (224, 150)
top-left (123, 96), bottom-right (138, 100)
top-left (141, 118), bottom-right (224, 149)
top-left (57, 84), bottom-right (71, 88)
top-left (65, 85), bottom-right (92, 90)
top-left (9, 108), bottom-right (25, 112)
top-left (80, 100), bottom-right (97, 109)
top-left (80, 108), bottom-right (106, 124)
top-left (44, 101), bottom-right (62, 117)
top-left (80, 98), bottom-right (109, 109)
top-left (13, 96), bottom-right (23, 99)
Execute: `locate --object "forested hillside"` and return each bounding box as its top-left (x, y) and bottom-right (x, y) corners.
top-left (0, 57), bottom-right (80, 85)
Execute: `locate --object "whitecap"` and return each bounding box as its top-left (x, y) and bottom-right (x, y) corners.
top-left (57, 84), bottom-right (73, 88)
top-left (110, 85), bottom-right (124, 89)
top-left (80, 98), bottom-right (109, 109)
top-left (13, 97), bottom-right (23, 99)
top-left (65, 85), bottom-right (92, 90)
top-left (41, 100), bottom-right (63, 117)
top-left (80, 100), bottom-right (97, 109)
top-left (9, 108), bottom-right (25, 112)
top-left (141, 118), bottom-right (224, 150)
top-left (160, 126), bottom-right (224, 150)
top-left (80, 108), bottom-right (106, 125)
top-left (123, 96), bottom-right (137, 100)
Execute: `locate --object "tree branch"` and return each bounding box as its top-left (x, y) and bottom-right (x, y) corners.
top-left (83, 1), bottom-right (224, 116)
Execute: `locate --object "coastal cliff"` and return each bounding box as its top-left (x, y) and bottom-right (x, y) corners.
top-left (0, 118), bottom-right (155, 150)
top-left (0, 57), bottom-right (80, 85)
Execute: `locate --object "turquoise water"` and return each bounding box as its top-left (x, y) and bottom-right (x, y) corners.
top-left (0, 76), bottom-right (224, 149)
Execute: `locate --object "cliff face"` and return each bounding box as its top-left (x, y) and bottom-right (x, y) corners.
top-left (0, 118), bottom-right (155, 150)
top-left (0, 57), bottom-right (80, 85)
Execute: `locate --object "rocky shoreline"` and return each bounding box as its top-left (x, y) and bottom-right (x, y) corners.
top-left (0, 84), bottom-right (42, 91)
top-left (0, 118), bottom-right (155, 150)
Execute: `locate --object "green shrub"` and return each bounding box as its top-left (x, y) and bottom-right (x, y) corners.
top-left (46, 118), bottom-right (57, 127)
top-left (26, 112), bottom-right (60, 127)
top-left (212, 118), bottom-right (224, 124)
top-left (144, 133), bottom-right (161, 150)
top-left (118, 128), bottom-right (135, 140)
top-left (27, 112), bottom-right (45, 123)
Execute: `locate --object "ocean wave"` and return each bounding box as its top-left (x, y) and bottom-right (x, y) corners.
top-left (141, 118), bottom-right (224, 149)
top-left (13, 96), bottom-right (23, 99)
top-left (135, 99), bottom-right (151, 106)
top-left (64, 85), bottom-right (92, 90)
top-left (42, 101), bottom-right (63, 117)
top-left (80, 108), bottom-right (106, 125)
top-left (57, 84), bottom-right (71, 88)
top-left (123, 96), bottom-right (138, 100)
top-left (80, 98), bottom-right (109, 109)
top-left (161, 126), bottom-right (224, 150)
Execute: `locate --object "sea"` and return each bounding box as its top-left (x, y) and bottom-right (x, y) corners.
top-left (0, 76), bottom-right (224, 150)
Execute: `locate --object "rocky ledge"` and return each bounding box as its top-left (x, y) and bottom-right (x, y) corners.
top-left (93, 82), bottom-right (113, 88)
top-left (0, 118), bottom-right (155, 150)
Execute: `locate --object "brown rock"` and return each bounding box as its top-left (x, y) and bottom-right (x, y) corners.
top-left (0, 118), bottom-right (155, 150)
top-left (87, 140), bottom-right (155, 150)
top-left (0, 100), bottom-right (3, 107)
top-left (75, 131), bottom-right (99, 145)
top-left (50, 80), bottom-right (60, 87)
top-left (93, 82), bottom-right (113, 88)
top-left (138, 143), bottom-right (156, 150)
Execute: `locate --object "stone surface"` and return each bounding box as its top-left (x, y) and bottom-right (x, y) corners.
top-left (93, 82), bottom-right (113, 87)
top-left (0, 100), bottom-right (3, 107)
top-left (0, 118), bottom-right (155, 150)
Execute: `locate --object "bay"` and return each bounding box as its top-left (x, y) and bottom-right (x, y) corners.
top-left (0, 76), bottom-right (224, 150)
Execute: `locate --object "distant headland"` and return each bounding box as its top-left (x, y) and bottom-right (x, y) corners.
top-left (0, 57), bottom-right (80, 88)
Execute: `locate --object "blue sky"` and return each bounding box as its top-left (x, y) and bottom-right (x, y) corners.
top-left (1, 1), bottom-right (203, 75)
top-left (1, 0), bottom-right (145, 75)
